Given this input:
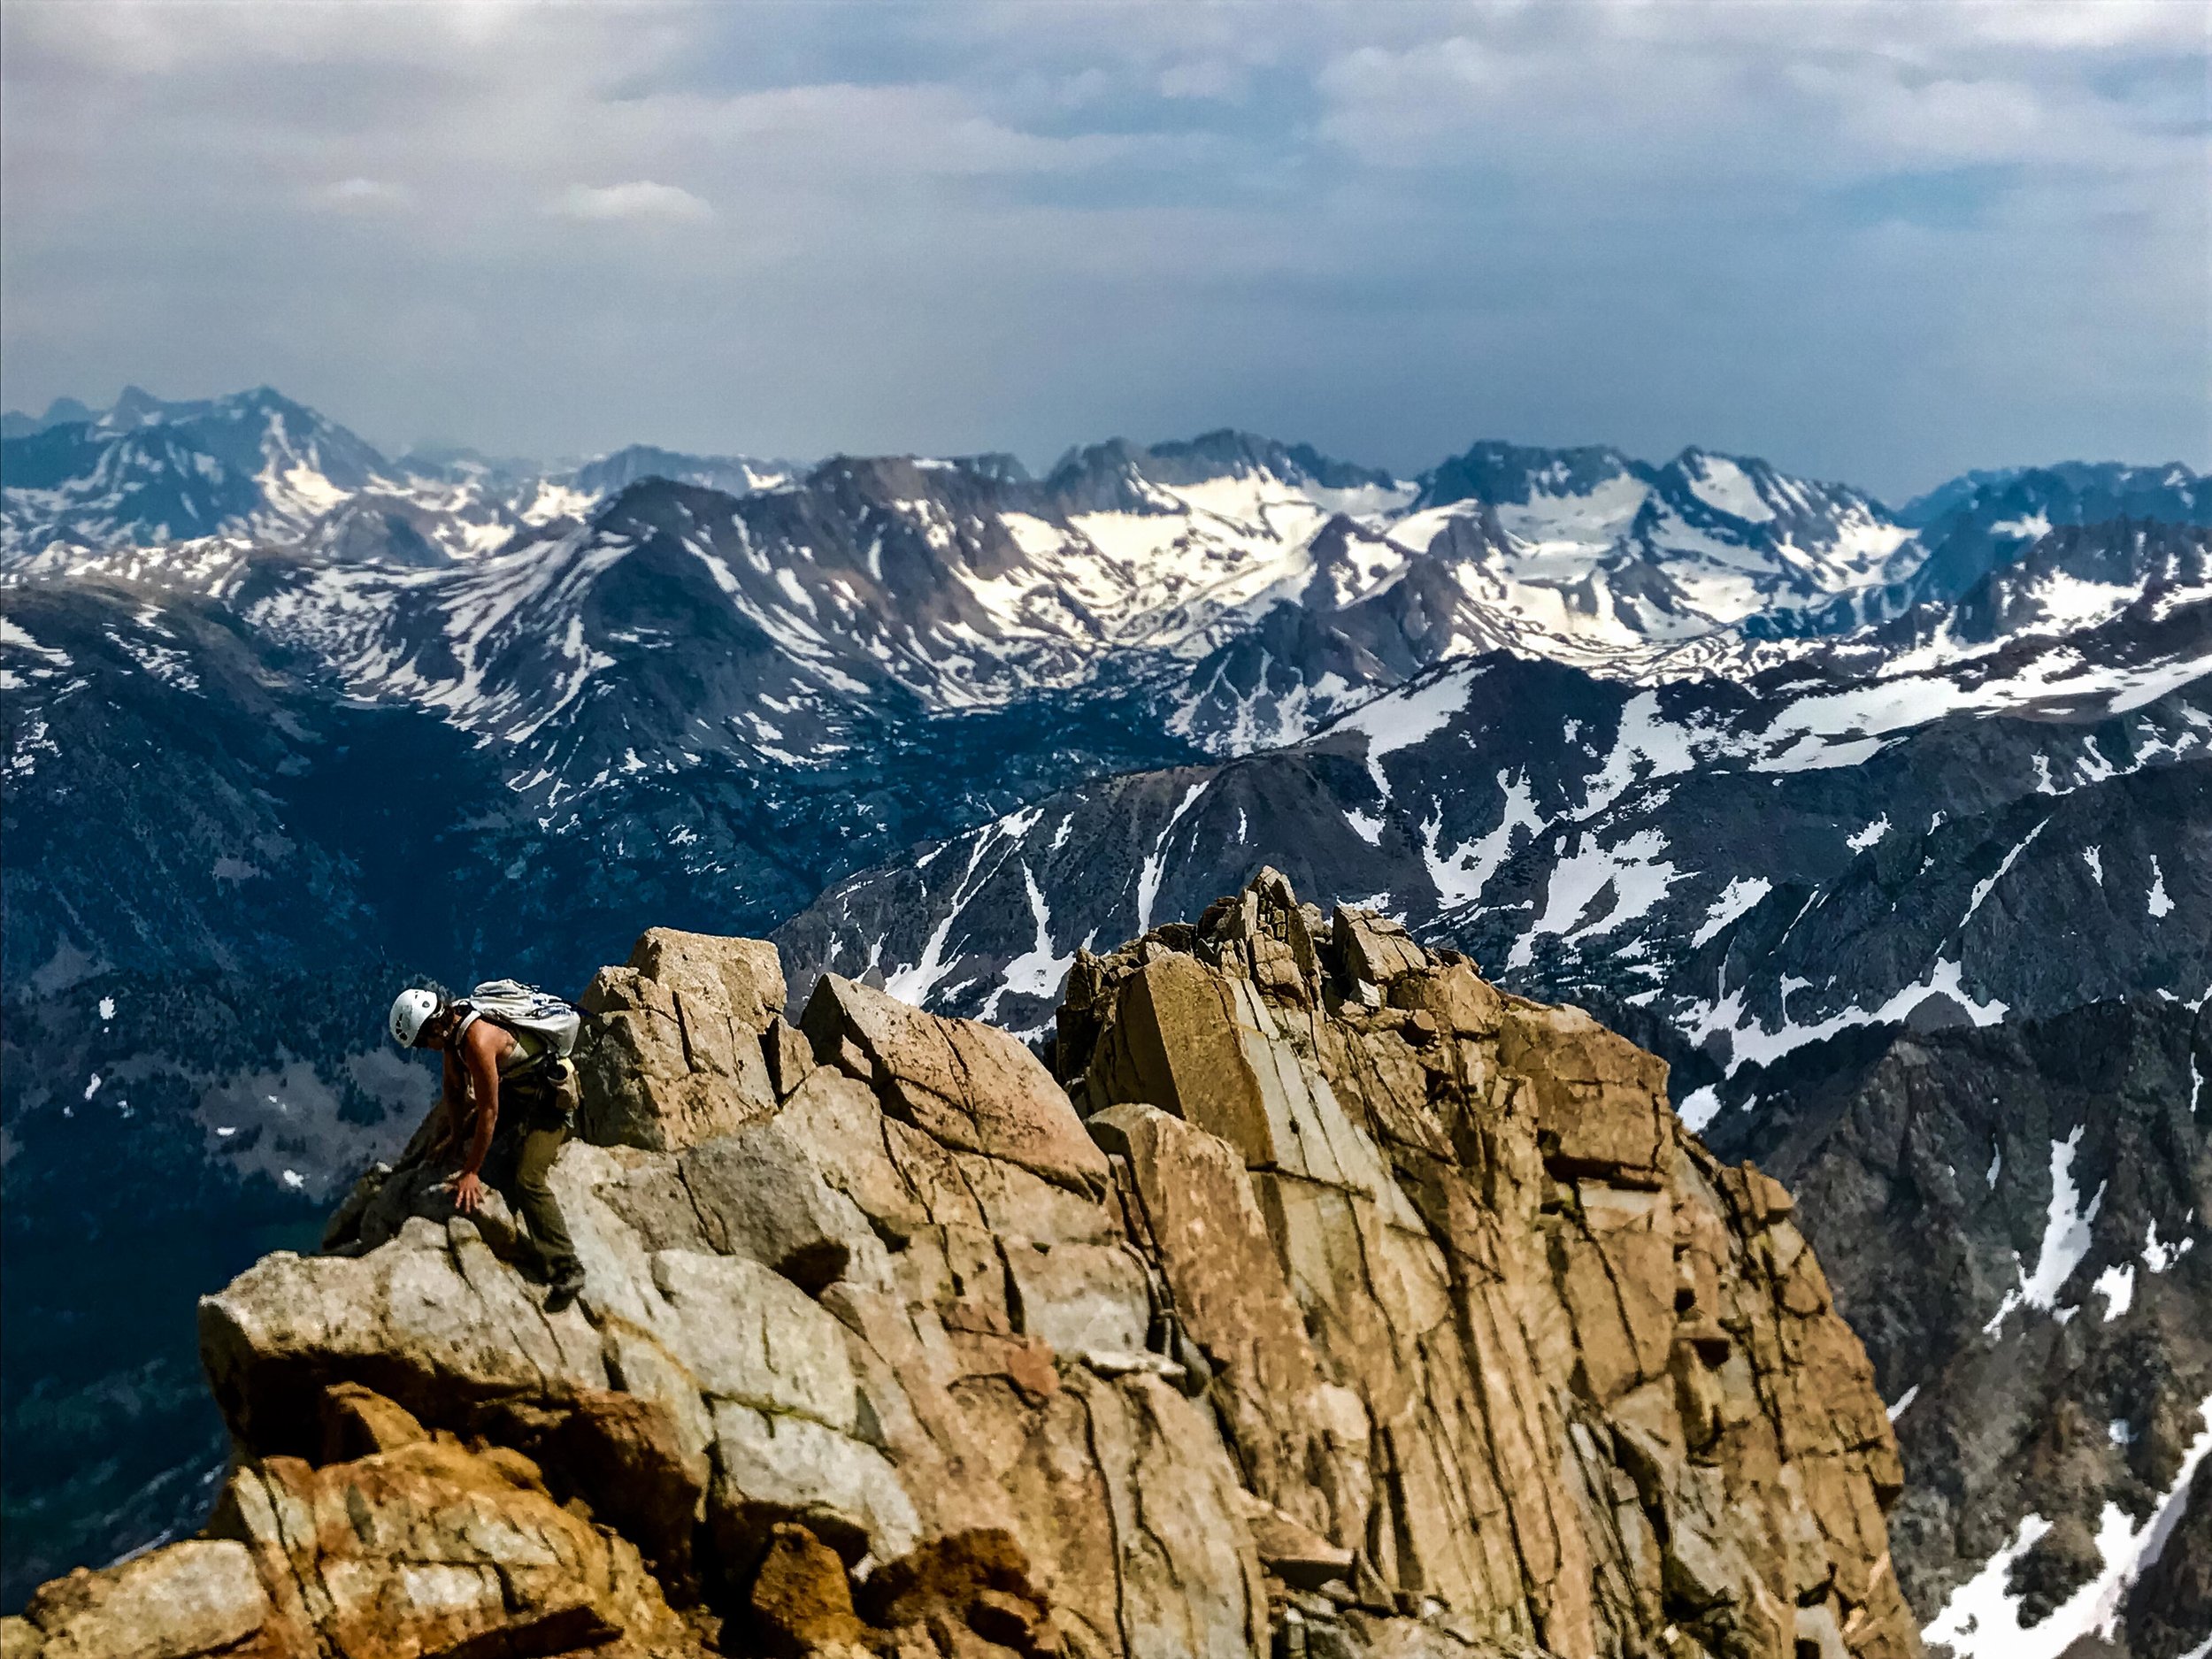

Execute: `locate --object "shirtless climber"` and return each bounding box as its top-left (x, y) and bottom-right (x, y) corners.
top-left (388, 987), bottom-right (588, 1311)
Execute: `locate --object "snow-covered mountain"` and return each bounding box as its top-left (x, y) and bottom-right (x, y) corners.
top-left (37, 435), bottom-right (1933, 816)
top-left (1754, 461), bottom-right (2212, 638)
top-left (1165, 439), bottom-right (1930, 744)
top-left (1, 387), bottom-right (387, 553)
top-left (0, 387), bottom-right (796, 564)
top-left (12, 388), bottom-right (2206, 774)
top-left (1409, 438), bottom-right (1915, 626)
top-left (778, 524), bottom-right (2211, 1040)
top-left (5, 387), bottom-right (2212, 1643)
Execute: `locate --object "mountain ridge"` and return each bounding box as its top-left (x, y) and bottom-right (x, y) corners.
top-left (5, 386), bottom-right (2210, 1651)
top-left (5, 874), bottom-right (1930, 1659)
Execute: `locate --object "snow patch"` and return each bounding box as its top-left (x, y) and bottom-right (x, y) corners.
top-left (1923, 1397), bottom-right (2212, 1659)
top-left (991, 863), bottom-right (1078, 1004)
top-left (1678, 1086), bottom-right (1721, 1133)
top-left (1135, 780), bottom-right (1210, 934)
top-left (1847, 814), bottom-right (1891, 852)
top-left (1990, 511), bottom-right (2053, 541)
top-left (1581, 691), bottom-right (1699, 818)
top-left (1509, 827), bottom-right (1678, 968)
top-left (1983, 1126), bottom-right (2104, 1335)
top-left (1421, 770), bottom-right (1544, 912)
top-left (883, 810), bottom-right (1039, 1007)
top-left (1959, 818), bottom-right (2048, 932)
top-left (2144, 1219), bottom-right (2194, 1274)
top-left (1330, 669), bottom-right (1481, 801)
top-left (1685, 454), bottom-right (1775, 522)
top-left (2091, 1262), bottom-right (2134, 1321)
top-left (1688, 955), bottom-right (2009, 1078)
top-left (1691, 876), bottom-right (1771, 949)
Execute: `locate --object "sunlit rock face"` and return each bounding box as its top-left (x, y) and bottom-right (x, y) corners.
top-left (4, 877), bottom-right (1921, 1659)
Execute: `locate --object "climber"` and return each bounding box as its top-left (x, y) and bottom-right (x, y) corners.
top-left (388, 987), bottom-right (588, 1311)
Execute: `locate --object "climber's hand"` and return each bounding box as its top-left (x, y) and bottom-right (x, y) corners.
top-left (449, 1171), bottom-right (487, 1214)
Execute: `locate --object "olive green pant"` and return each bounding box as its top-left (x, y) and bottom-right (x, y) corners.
top-left (489, 1121), bottom-right (580, 1283)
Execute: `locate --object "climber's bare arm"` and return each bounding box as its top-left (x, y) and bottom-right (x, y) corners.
top-left (448, 1021), bottom-right (511, 1213)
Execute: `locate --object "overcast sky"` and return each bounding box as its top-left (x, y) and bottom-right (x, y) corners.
top-left (2, 2), bottom-right (2205, 498)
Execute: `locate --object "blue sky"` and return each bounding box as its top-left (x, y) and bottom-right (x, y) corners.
top-left (2, 1), bottom-right (2205, 497)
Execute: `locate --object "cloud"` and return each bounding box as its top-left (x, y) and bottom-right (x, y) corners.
top-left (548, 180), bottom-right (714, 224)
top-left (315, 178), bottom-right (411, 211)
top-left (0, 1), bottom-right (2201, 496)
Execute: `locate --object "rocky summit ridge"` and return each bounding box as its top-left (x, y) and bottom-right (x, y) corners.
top-left (4, 873), bottom-right (1916, 1659)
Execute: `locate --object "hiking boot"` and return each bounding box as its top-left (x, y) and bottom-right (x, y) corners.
top-left (543, 1269), bottom-right (588, 1313)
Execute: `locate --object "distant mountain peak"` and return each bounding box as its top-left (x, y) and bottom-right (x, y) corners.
top-left (1036, 430), bottom-right (1395, 505)
top-left (1412, 438), bottom-right (1646, 511)
top-left (104, 384), bottom-right (168, 427)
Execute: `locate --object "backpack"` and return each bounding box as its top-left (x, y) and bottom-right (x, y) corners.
top-left (456, 979), bottom-right (582, 1061)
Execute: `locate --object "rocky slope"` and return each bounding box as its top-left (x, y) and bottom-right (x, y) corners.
top-left (1699, 995), bottom-right (2212, 1657)
top-left (5, 873), bottom-right (1918, 1659)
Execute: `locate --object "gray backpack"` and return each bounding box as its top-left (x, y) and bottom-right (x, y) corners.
top-left (456, 979), bottom-right (581, 1059)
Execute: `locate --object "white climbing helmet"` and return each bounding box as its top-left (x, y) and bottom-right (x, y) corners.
top-left (388, 987), bottom-right (441, 1048)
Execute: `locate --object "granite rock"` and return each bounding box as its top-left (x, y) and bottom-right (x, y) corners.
top-left (19, 890), bottom-right (1919, 1659)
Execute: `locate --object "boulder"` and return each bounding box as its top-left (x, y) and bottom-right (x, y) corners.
top-left (1386, 959), bottom-right (1502, 1039)
top-left (1086, 954), bottom-right (1425, 1231)
top-left (800, 973), bottom-right (1109, 1197)
top-left (1497, 1002), bottom-right (1670, 1183)
top-left (631, 926), bottom-right (787, 1030)
top-left (1240, 1494), bottom-right (1355, 1592)
top-left (679, 1118), bottom-right (879, 1293)
top-left (646, 1248), bottom-right (864, 1425)
top-left (471, 1386), bottom-right (710, 1594)
top-left (859, 1528), bottom-right (1057, 1653)
top-left (576, 927), bottom-right (785, 1149)
top-left (4, 1541), bottom-right (283, 1659)
top-left (1330, 905), bottom-right (1430, 989)
top-left (198, 1216), bottom-right (606, 1457)
top-left (709, 1401), bottom-right (922, 1568)
top-left (208, 1439), bottom-right (697, 1657)
top-left (316, 1380), bottom-right (426, 1461)
top-left (1000, 1237), bottom-right (1153, 1360)
top-left (749, 1524), bottom-right (872, 1656)
top-left (1087, 953), bottom-right (1274, 1158)
top-left (764, 1014), bottom-right (818, 1100)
